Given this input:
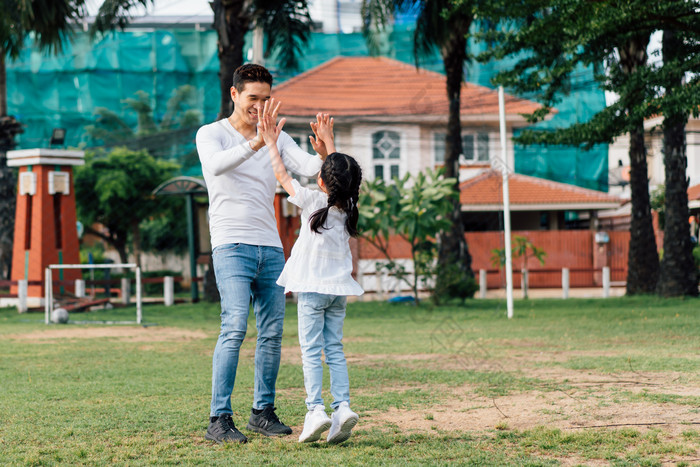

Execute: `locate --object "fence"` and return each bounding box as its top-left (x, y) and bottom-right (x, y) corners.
top-left (356, 229), bottom-right (632, 290)
top-left (1, 274), bottom-right (197, 315)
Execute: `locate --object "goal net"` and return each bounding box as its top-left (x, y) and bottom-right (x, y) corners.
top-left (44, 263), bottom-right (142, 325)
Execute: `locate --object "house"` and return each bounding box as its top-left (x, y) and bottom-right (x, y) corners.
top-left (271, 56), bottom-right (624, 293)
top-left (458, 170), bottom-right (622, 231)
top-left (358, 170), bottom-right (624, 291)
top-left (608, 115), bottom-right (700, 198)
top-left (272, 56), bottom-right (542, 184)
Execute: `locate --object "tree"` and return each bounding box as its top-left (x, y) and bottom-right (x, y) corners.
top-left (358, 168), bottom-right (476, 303)
top-left (654, 28), bottom-right (700, 296)
top-left (84, 84), bottom-right (202, 171)
top-left (475, 0), bottom-right (700, 295)
top-left (491, 235), bottom-right (546, 299)
top-left (0, 0), bottom-right (161, 279)
top-left (82, 85), bottom-right (201, 257)
top-left (0, 116), bottom-right (22, 280)
top-left (212, 0), bottom-right (312, 119)
top-left (0, 0), bottom-right (88, 280)
top-left (73, 147), bottom-right (180, 266)
top-left (361, 0), bottom-right (476, 299)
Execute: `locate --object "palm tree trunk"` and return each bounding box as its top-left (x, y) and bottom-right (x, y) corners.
top-left (0, 52), bottom-right (17, 280)
top-left (626, 124), bottom-right (659, 294)
top-left (0, 52), bottom-right (6, 117)
top-left (212, 0), bottom-right (252, 120)
top-left (618, 36), bottom-right (659, 295)
top-left (657, 29), bottom-right (698, 297)
top-left (436, 23), bottom-right (474, 294)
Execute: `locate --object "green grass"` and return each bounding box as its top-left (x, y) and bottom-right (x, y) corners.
top-left (0, 296), bottom-right (699, 465)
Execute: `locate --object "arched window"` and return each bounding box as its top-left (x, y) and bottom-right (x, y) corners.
top-left (372, 130), bottom-right (401, 181)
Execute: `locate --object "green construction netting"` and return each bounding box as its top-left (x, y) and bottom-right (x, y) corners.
top-left (6, 25), bottom-right (608, 189)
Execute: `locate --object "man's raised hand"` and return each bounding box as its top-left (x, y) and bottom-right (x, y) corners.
top-left (309, 112), bottom-right (336, 158)
top-left (258, 99), bottom-right (286, 146)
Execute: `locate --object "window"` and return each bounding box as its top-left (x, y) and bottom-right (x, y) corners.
top-left (434, 131), bottom-right (490, 164)
top-left (372, 130), bottom-right (401, 181)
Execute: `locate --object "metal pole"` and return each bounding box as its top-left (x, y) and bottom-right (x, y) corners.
top-left (186, 193), bottom-right (199, 302)
top-left (498, 86), bottom-right (514, 319)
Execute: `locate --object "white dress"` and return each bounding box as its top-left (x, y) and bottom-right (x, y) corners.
top-left (277, 179), bottom-right (364, 296)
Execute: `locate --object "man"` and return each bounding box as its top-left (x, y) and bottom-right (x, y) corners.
top-left (196, 64), bottom-right (333, 444)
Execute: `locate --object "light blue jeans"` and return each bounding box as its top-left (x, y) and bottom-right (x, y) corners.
top-left (210, 243), bottom-right (286, 417)
top-left (297, 292), bottom-right (350, 411)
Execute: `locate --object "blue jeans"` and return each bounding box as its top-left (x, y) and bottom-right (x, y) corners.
top-left (210, 243), bottom-right (286, 416)
top-left (297, 292), bottom-right (350, 411)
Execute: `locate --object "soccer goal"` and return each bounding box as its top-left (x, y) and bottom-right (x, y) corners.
top-left (44, 263), bottom-right (142, 325)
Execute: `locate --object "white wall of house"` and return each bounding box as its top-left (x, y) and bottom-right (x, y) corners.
top-left (285, 120), bottom-right (519, 185)
top-left (308, 0), bottom-right (362, 33)
top-left (687, 118), bottom-right (700, 187)
top-left (608, 116), bottom-right (700, 198)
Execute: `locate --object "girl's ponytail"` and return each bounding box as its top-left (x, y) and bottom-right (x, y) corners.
top-left (309, 152), bottom-right (362, 237)
top-left (309, 192), bottom-right (335, 234)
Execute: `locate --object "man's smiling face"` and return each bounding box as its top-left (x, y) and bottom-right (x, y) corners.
top-left (231, 81), bottom-right (271, 127)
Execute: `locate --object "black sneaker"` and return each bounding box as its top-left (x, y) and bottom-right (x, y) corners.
top-left (205, 414), bottom-right (248, 444)
top-left (246, 406), bottom-right (292, 436)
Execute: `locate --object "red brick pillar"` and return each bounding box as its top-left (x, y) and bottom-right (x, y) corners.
top-left (8, 149), bottom-right (84, 302)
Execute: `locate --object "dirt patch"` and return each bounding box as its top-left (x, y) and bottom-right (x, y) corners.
top-left (359, 378), bottom-right (700, 464)
top-left (363, 385), bottom-right (698, 434)
top-left (5, 326), bottom-right (208, 342)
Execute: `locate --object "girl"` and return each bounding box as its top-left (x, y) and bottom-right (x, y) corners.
top-left (258, 99), bottom-right (363, 444)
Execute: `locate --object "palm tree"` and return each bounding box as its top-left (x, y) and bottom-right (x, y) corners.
top-left (0, 0), bottom-right (95, 279)
top-left (0, 0), bottom-right (164, 280)
top-left (362, 0), bottom-right (476, 298)
top-left (210, 0), bottom-right (312, 119)
top-left (656, 28), bottom-right (698, 296)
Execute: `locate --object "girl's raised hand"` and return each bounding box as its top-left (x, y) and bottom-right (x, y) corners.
top-left (315, 113), bottom-right (334, 142)
top-left (309, 112), bottom-right (336, 157)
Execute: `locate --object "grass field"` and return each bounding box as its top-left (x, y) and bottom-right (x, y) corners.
top-left (1, 297), bottom-right (699, 466)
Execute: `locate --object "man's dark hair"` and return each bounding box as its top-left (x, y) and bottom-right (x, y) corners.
top-left (232, 64), bottom-right (273, 92)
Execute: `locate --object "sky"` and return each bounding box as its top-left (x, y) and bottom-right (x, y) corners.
top-left (85, 0), bottom-right (214, 18)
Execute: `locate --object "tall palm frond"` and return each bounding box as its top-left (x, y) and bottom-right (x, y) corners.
top-left (90, 0), bottom-right (154, 35)
top-left (259, 0), bottom-right (311, 70)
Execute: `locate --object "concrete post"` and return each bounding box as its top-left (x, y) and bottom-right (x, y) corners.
top-left (75, 279), bottom-right (86, 298)
top-left (17, 279), bottom-right (28, 313)
top-left (562, 268), bottom-right (569, 299)
top-left (602, 266), bottom-right (611, 298)
top-left (164, 276), bottom-right (174, 306)
top-left (121, 277), bottom-right (131, 305)
top-left (479, 269), bottom-right (487, 299)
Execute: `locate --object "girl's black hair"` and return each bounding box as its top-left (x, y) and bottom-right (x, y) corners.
top-left (309, 152), bottom-right (362, 237)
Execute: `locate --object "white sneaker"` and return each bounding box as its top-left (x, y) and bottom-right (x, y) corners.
top-left (326, 402), bottom-right (358, 444)
top-left (298, 406), bottom-right (332, 443)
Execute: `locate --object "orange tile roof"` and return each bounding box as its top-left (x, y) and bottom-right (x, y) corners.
top-left (689, 183), bottom-right (700, 201)
top-left (273, 56), bottom-right (542, 118)
top-left (459, 170), bottom-right (621, 210)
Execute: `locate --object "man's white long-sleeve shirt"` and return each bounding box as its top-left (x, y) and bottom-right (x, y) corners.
top-left (197, 118), bottom-right (323, 249)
